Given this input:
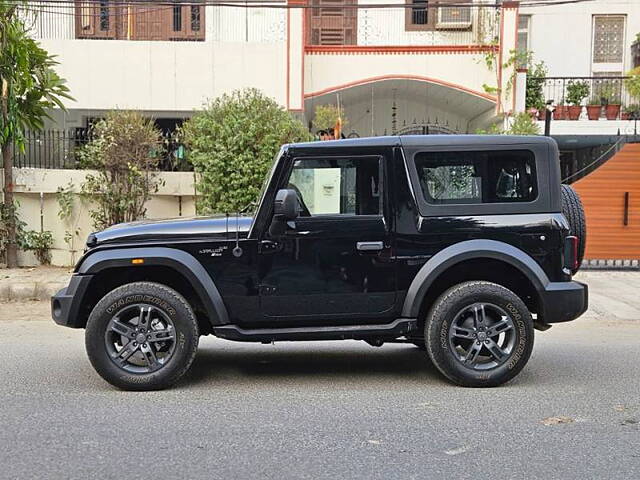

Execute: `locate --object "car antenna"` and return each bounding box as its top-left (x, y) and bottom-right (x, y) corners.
top-left (232, 210), bottom-right (243, 257)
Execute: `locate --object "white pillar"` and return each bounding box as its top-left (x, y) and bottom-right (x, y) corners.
top-left (286, 0), bottom-right (305, 112)
top-left (515, 68), bottom-right (527, 113)
top-left (498, 1), bottom-right (519, 114)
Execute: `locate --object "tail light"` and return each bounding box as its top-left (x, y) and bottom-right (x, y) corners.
top-left (563, 235), bottom-right (578, 272)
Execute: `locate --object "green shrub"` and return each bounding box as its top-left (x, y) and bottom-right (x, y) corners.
top-left (182, 88), bottom-right (312, 214)
top-left (19, 230), bottom-right (53, 265)
top-left (477, 113), bottom-right (540, 136)
top-left (566, 81), bottom-right (590, 106)
top-left (79, 111), bottom-right (164, 230)
top-left (625, 67), bottom-right (640, 102)
top-left (312, 104), bottom-right (348, 132)
top-left (525, 61), bottom-right (548, 110)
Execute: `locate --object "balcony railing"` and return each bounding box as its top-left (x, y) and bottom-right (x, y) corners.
top-left (530, 76), bottom-right (636, 121)
top-left (23, 0), bottom-right (205, 41)
top-left (13, 129), bottom-right (191, 171)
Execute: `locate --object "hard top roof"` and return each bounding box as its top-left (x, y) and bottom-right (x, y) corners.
top-left (287, 135), bottom-right (557, 150)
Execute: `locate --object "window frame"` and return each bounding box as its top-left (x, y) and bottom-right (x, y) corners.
top-left (283, 155), bottom-right (386, 219)
top-left (591, 14), bottom-right (626, 73)
top-left (402, 143), bottom-right (552, 217)
top-left (404, 0), bottom-right (472, 32)
top-left (405, 0), bottom-right (434, 32)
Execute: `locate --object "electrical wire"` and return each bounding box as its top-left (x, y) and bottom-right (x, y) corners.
top-left (7, 0), bottom-right (606, 10)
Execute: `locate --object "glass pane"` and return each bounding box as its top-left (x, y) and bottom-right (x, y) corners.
top-left (412, 0), bottom-right (428, 25)
top-left (287, 157), bottom-right (381, 215)
top-left (414, 150), bottom-right (537, 205)
top-left (173, 4), bottom-right (182, 32)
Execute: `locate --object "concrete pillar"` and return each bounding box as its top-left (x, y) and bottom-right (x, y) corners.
top-left (286, 0), bottom-right (305, 112)
top-left (498, 1), bottom-right (519, 114)
top-left (515, 68), bottom-right (527, 113)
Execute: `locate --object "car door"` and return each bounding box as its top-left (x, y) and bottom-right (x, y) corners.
top-left (257, 153), bottom-right (396, 324)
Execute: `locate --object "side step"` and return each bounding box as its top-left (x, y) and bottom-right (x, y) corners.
top-left (213, 318), bottom-right (417, 342)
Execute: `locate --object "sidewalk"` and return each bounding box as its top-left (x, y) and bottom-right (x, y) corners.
top-left (0, 267), bottom-right (72, 302)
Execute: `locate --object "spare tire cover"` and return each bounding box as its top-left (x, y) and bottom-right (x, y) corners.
top-left (560, 184), bottom-right (587, 274)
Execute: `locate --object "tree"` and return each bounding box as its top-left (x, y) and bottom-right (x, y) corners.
top-left (0, 2), bottom-right (72, 266)
top-left (79, 111), bottom-right (164, 230)
top-left (182, 88), bottom-right (312, 213)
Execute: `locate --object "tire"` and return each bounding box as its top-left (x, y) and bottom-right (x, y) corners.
top-left (425, 281), bottom-right (534, 388)
top-left (85, 282), bottom-right (199, 391)
top-left (561, 184), bottom-right (586, 274)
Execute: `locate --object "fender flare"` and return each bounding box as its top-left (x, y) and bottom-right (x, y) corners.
top-left (78, 247), bottom-right (230, 326)
top-left (401, 239), bottom-right (550, 318)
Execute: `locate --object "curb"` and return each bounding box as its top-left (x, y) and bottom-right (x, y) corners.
top-left (0, 281), bottom-right (67, 302)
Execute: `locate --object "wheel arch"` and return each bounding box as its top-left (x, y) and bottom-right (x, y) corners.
top-left (76, 247), bottom-right (229, 331)
top-left (401, 240), bottom-right (549, 320)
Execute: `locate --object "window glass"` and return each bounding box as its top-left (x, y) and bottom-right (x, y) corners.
top-left (411, 0), bottom-right (428, 25)
top-left (288, 157), bottom-right (382, 216)
top-left (414, 150), bottom-right (537, 205)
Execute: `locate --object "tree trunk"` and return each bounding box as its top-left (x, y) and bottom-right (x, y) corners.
top-left (2, 142), bottom-right (18, 268)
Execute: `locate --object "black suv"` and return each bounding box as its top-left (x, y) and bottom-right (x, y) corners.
top-left (52, 135), bottom-right (588, 390)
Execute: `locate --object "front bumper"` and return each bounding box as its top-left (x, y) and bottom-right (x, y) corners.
top-left (51, 274), bottom-right (93, 328)
top-left (539, 280), bottom-right (588, 323)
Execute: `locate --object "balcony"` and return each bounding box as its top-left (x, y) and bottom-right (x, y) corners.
top-left (25, 0), bottom-right (206, 41)
top-left (529, 75), bottom-right (640, 135)
top-left (305, 1), bottom-right (498, 52)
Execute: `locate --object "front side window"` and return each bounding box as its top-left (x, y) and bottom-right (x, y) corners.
top-left (287, 157), bottom-right (382, 216)
top-left (414, 150), bottom-right (537, 205)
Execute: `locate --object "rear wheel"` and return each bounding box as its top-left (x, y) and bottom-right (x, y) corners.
top-left (85, 282), bottom-right (199, 391)
top-left (425, 281), bottom-right (534, 387)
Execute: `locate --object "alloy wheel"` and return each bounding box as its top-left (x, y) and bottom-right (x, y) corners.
top-left (447, 302), bottom-right (517, 371)
top-left (104, 304), bottom-right (177, 374)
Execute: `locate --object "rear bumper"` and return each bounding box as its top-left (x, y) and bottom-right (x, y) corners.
top-left (51, 274), bottom-right (93, 328)
top-left (539, 280), bottom-right (588, 323)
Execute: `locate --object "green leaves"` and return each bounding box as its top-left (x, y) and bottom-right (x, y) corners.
top-left (182, 88), bottom-right (312, 214)
top-left (79, 111), bottom-right (163, 230)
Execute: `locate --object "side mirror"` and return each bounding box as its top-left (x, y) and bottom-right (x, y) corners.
top-left (274, 189), bottom-right (300, 221)
top-left (269, 189), bottom-right (299, 237)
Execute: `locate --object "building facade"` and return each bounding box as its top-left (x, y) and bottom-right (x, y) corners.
top-left (28, 0), bottom-right (521, 136)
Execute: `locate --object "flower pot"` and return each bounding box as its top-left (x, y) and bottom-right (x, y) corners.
top-left (537, 109), bottom-right (547, 121)
top-left (553, 105), bottom-right (568, 120)
top-left (586, 105), bottom-right (601, 120)
top-left (567, 105), bottom-right (582, 120)
top-left (605, 104), bottom-right (621, 120)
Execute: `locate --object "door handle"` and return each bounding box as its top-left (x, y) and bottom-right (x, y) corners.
top-left (356, 241), bottom-right (384, 251)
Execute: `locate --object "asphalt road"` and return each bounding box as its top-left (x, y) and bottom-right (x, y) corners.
top-left (1, 273), bottom-right (639, 479)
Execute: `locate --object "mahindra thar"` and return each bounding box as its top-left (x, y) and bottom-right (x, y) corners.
top-left (52, 135), bottom-right (588, 390)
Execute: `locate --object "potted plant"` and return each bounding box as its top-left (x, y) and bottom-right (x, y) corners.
top-left (624, 67), bottom-right (640, 119)
top-left (586, 96), bottom-right (601, 120)
top-left (565, 80), bottom-right (589, 120)
top-left (622, 103), bottom-right (640, 120)
top-left (600, 83), bottom-right (622, 120)
top-left (553, 101), bottom-right (568, 120)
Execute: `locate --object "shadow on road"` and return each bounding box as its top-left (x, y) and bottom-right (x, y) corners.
top-left (184, 343), bottom-right (443, 386)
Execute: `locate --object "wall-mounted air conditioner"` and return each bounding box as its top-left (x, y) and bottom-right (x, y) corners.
top-left (437, 6), bottom-right (472, 29)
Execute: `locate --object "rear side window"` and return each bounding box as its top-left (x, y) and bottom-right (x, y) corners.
top-left (414, 150), bottom-right (537, 205)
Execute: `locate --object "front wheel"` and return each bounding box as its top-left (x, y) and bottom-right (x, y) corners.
top-left (85, 282), bottom-right (199, 391)
top-left (425, 281), bottom-right (534, 388)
